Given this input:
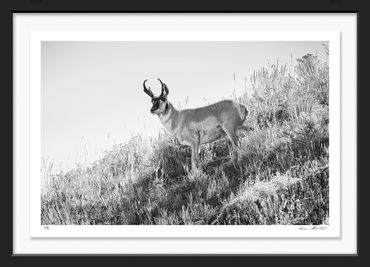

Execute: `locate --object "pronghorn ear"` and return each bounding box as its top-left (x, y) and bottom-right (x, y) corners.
top-left (162, 83), bottom-right (169, 98)
top-left (158, 78), bottom-right (169, 98)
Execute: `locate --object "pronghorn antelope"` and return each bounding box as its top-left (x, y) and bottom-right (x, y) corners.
top-left (143, 78), bottom-right (249, 169)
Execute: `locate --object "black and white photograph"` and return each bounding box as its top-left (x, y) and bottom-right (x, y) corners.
top-left (40, 40), bottom-right (331, 226)
top-left (12, 11), bottom-right (359, 256)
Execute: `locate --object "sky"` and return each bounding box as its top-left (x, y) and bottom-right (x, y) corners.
top-left (41, 41), bottom-right (328, 173)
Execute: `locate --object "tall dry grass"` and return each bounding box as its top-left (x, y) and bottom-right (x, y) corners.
top-left (41, 53), bottom-right (329, 225)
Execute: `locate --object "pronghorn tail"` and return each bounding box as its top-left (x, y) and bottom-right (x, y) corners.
top-left (238, 103), bottom-right (248, 124)
top-left (237, 103), bottom-right (253, 133)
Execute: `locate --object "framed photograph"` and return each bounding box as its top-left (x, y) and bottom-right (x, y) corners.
top-left (10, 1), bottom-right (361, 260)
top-left (30, 30), bottom-right (340, 239)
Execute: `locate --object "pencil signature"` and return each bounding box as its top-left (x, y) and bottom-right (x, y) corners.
top-left (298, 225), bottom-right (327, 230)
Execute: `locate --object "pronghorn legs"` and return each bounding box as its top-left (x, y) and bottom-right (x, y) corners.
top-left (190, 133), bottom-right (200, 170)
top-left (222, 125), bottom-right (237, 148)
top-left (222, 125), bottom-right (239, 161)
top-left (191, 142), bottom-right (200, 169)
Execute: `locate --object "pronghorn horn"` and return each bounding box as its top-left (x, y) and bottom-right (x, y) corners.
top-left (158, 78), bottom-right (169, 97)
top-left (143, 79), bottom-right (154, 98)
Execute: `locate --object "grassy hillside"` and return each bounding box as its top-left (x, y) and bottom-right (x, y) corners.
top-left (41, 53), bottom-right (329, 225)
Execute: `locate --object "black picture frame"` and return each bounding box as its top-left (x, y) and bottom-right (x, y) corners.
top-left (4, 0), bottom-right (368, 265)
